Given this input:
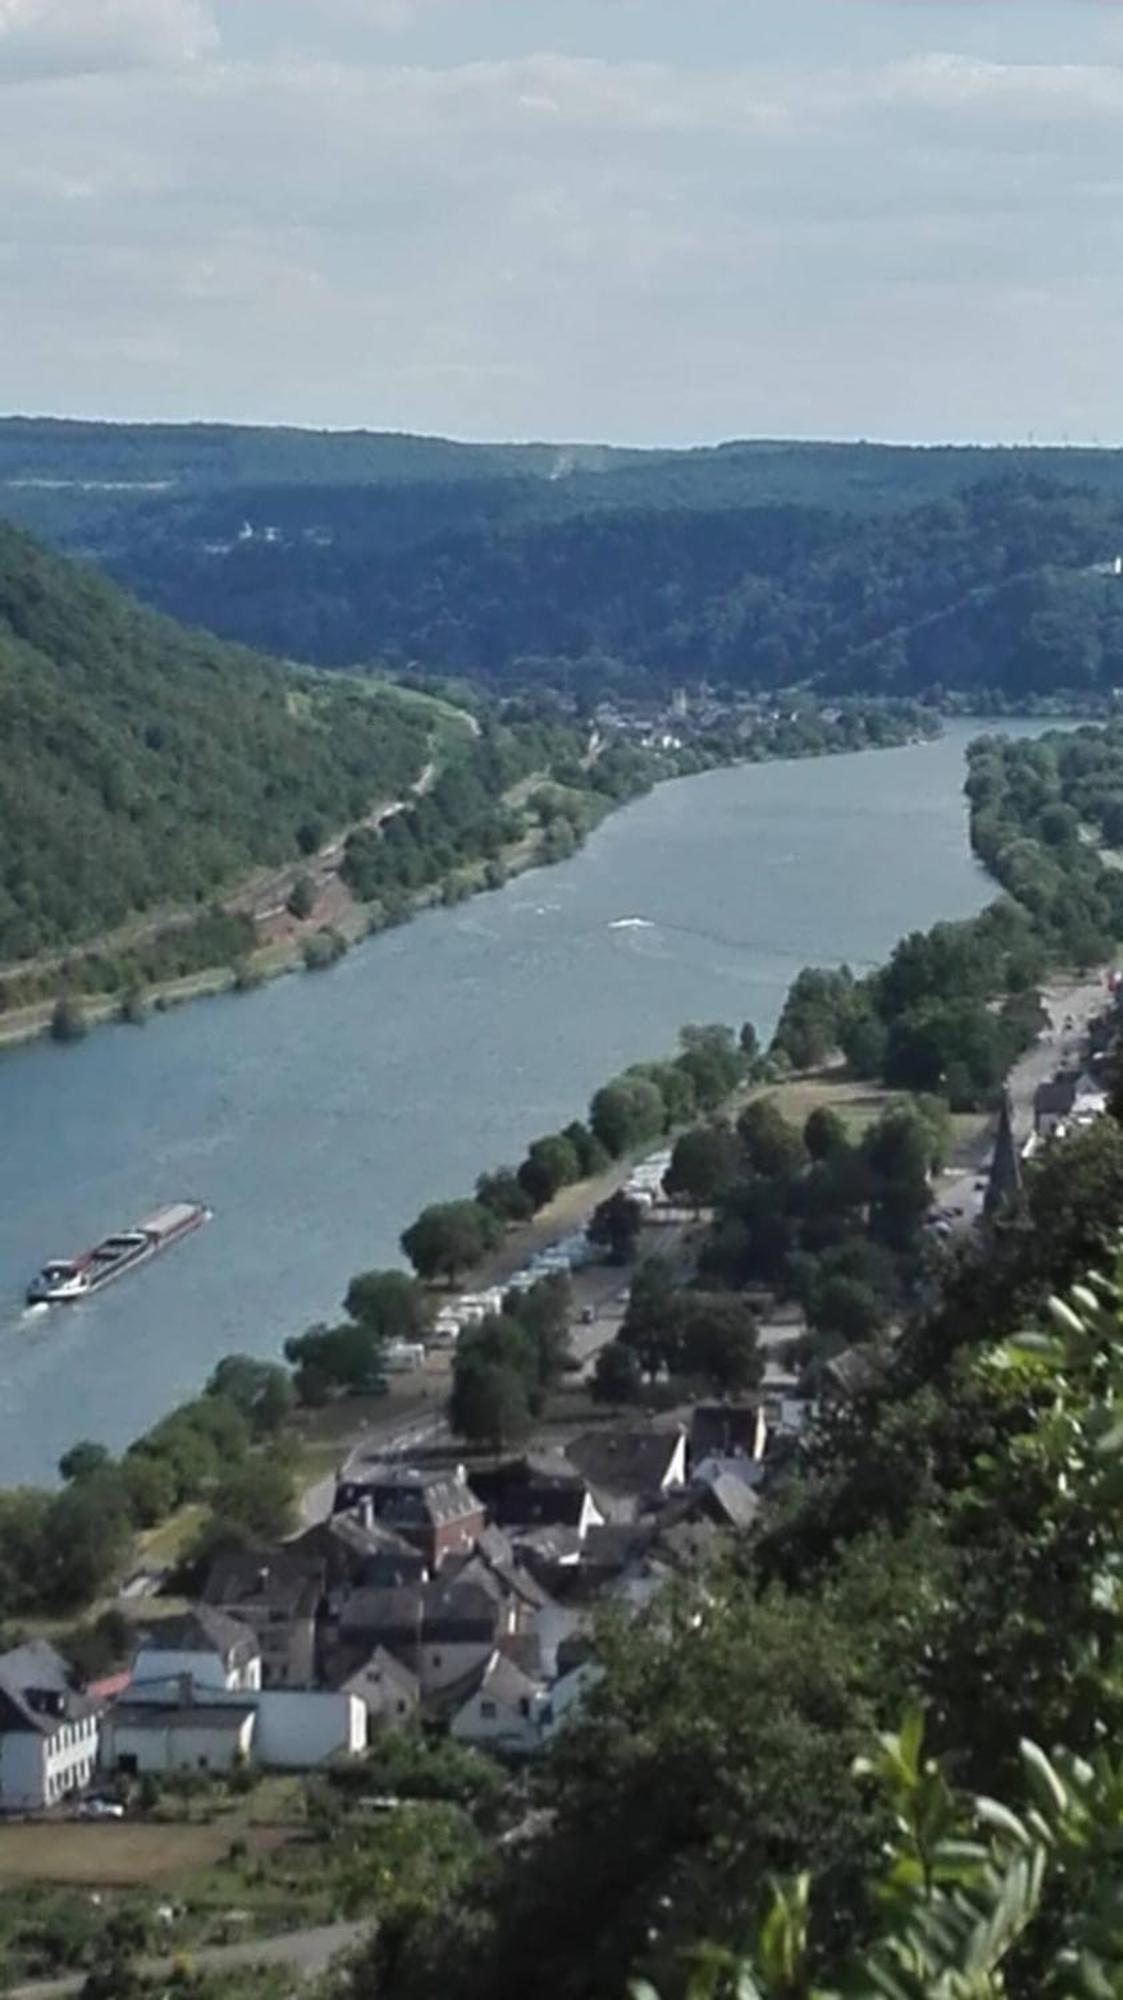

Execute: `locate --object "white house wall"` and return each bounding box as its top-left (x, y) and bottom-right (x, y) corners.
top-left (0, 1715), bottom-right (99, 1812)
top-left (252, 1690), bottom-right (365, 1767)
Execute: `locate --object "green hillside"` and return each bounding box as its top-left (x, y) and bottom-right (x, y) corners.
top-left (0, 520), bottom-right (430, 963)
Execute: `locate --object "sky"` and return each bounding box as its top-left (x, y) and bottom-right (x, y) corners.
top-left (1, 0), bottom-right (1122, 446)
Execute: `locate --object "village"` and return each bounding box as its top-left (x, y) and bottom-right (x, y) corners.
top-left (0, 975), bottom-right (1119, 1825)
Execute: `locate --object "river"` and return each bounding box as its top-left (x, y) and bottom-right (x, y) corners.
top-left (0, 718), bottom-right (1048, 1483)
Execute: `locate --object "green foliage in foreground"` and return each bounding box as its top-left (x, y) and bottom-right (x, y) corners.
top-left (637, 1716), bottom-right (1123, 1999)
top-left (349, 1134), bottom-right (1123, 2000)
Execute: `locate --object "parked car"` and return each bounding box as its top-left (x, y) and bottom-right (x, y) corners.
top-left (77, 1798), bottom-right (125, 1820)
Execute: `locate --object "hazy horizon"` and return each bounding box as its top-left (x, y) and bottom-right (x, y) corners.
top-left (3, 2), bottom-right (1123, 446)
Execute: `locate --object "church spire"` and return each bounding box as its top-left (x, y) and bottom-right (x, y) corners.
top-left (984, 1088), bottom-right (1022, 1220)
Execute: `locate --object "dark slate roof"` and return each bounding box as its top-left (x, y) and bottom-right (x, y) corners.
top-left (580, 1522), bottom-right (658, 1575)
top-left (339, 1586), bottom-right (424, 1642)
top-left (135, 1608), bottom-right (259, 1667)
top-left (699, 1472), bottom-right (761, 1531)
top-left (203, 1551), bottom-right (320, 1621)
top-left (422, 1577), bottom-right (502, 1644)
top-left (109, 1701), bottom-right (255, 1732)
top-left (565, 1428), bottom-right (685, 1500)
top-left (511, 1525), bottom-right (583, 1566)
top-left (1034, 1074), bottom-right (1079, 1121)
top-left (339, 1575), bottom-right (502, 1649)
top-left (688, 1403), bottom-right (762, 1463)
top-left (468, 1456), bottom-right (590, 1530)
top-left (824, 1346), bottom-right (888, 1402)
top-left (0, 1641), bottom-right (97, 1736)
top-left (333, 1465), bottom-right (483, 1530)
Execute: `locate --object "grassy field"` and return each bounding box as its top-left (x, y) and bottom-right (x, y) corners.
top-left (0, 1821), bottom-right (284, 1887)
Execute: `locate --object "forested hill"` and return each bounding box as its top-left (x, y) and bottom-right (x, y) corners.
top-left (0, 520), bottom-right (430, 962)
top-left (10, 419), bottom-right (1123, 698)
top-left (99, 478), bottom-right (1123, 698)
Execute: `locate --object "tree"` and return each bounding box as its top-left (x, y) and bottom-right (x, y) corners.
top-left (588, 1190), bottom-right (645, 1265)
top-left (677, 1025), bottom-right (743, 1111)
top-left (284, 1320), bottom-right (387, 1396)
top-left (809, 1274), bottom-right (887, 1346)
top-left (208, 1451), bottom-right (296, 1543)
top-left (50, 995), bottom-right (87, 1043)
top-left (120, 1450), bottom-right (177, 1528)
top-left (286, 872), bottom-right (318, 920)
top-left (739, 1021), bottom-right (759, 1065)
top-left (590, 1077), bottom-right (667, 1158)
top-left (343, 1269), bottom-right (428, 1342)
top-left (517, 1134), bottom-right (582, 1210)
top-left (592, 1342), bottom-right (644, 1406)
top-left (664, 1124), bottom-right (740, 1213)
top-left (563, 1120), bottom-right (611, 1178)
top-left (737, 1098), bottom-right (807, 1180)
top-left (803, 1105), bottom-right (848, 1161)
top-left (476, 1167), bottom-right (535, 1225)
top-left (205, 1355), bottom-right (294, 1436)
top-left (449, 1358), bottom-right (531, 1453)
top-left (40, 1471), bottom-right (132, 1609)
top-left (676, 1294), bottom-right (762, 1395)
top-left (58, 1440), bottom-right (111, 1485)
top-left (401, 1200), bottom-right (501, 1284)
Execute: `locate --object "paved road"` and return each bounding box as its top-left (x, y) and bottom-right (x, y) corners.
top-left (7, 1919), bottom-right (370, 1999)
top-left (934, 972), bottom-right (1112, 1231)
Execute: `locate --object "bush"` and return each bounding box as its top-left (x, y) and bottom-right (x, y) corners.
top-left (50, 995), bottom-right (87, 1042)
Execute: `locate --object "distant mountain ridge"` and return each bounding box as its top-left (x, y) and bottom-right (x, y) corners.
top-left (7, 419), bottom-right (1123, 700)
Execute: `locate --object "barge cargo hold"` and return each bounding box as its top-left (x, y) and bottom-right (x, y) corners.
top-left (27, 1202), bottom-right (210, 1304)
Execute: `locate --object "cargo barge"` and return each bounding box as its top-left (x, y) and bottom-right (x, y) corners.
top-left (26, 1202), bottom-right (210, 1304)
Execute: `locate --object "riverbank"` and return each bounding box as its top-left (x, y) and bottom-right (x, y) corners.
top-left (0, 703), bottom-right (938, 1051)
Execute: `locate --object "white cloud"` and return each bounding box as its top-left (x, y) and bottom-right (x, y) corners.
top-left (0, 0), bottom-right (218, 80)
top-left (1, 29), bottom-right (1122, 441)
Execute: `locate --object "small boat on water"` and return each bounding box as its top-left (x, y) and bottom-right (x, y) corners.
top-left (26, 1202), bottom-right (210, 1304)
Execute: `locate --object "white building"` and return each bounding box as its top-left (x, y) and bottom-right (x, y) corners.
top-left (100, 1696), bottom-right (255, 1777)
top-left (450, 1651), bottom-right (550, 1757)
top-left (0, 1642), bottom-right (100, 1812)
top-left (102, 1676), bottom-right (366, 1776)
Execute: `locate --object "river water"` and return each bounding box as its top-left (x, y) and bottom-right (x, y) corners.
top-left (0, 719), bottom-right (1045, 1483)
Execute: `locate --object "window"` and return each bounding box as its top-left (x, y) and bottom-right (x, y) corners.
top-left (480, 1700), bottom-right (496, 1719)
top-left (518, 1698), bottom-right (531, 1718)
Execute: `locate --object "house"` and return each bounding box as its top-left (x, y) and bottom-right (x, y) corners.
top-left (442, 1526), bottom-right (551, 1624)
top-left (0, 1642), bottom-right (100, 1813)
top-left (337, 1648), bottom-right (420, 1732)
top-left (288, 1511), bottom-right (430, 1590)
top-left (333, 1577), bottom-right (508, 1696)
top-left (332, 1464), bottom-right (484, 1569)
top-left (1034, 1073), bottom-right (1078, 1137)
top-left (101, 1676), bottom-right (366, 1776)
top-left (201, 1552), bottom-right (320, 1687)
top-left (688, 1403), bottom-right (767, 1468)
top-left (564, 1427), bottom-right (688, 1522)
top-left (130, 1609), bottom-right (261, 1696)
top-left (449, 1650), bottom-right (550, 1757)
top-left (467, 1455), bottom-right (602, 1538)
top-left (101, 1693), bottom-right (256, 1778)
top-left (449, 1640), bottom-right (600, 1757)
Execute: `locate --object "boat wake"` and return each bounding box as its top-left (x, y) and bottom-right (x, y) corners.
top-left (609, 916), bottom-right (655, 931)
